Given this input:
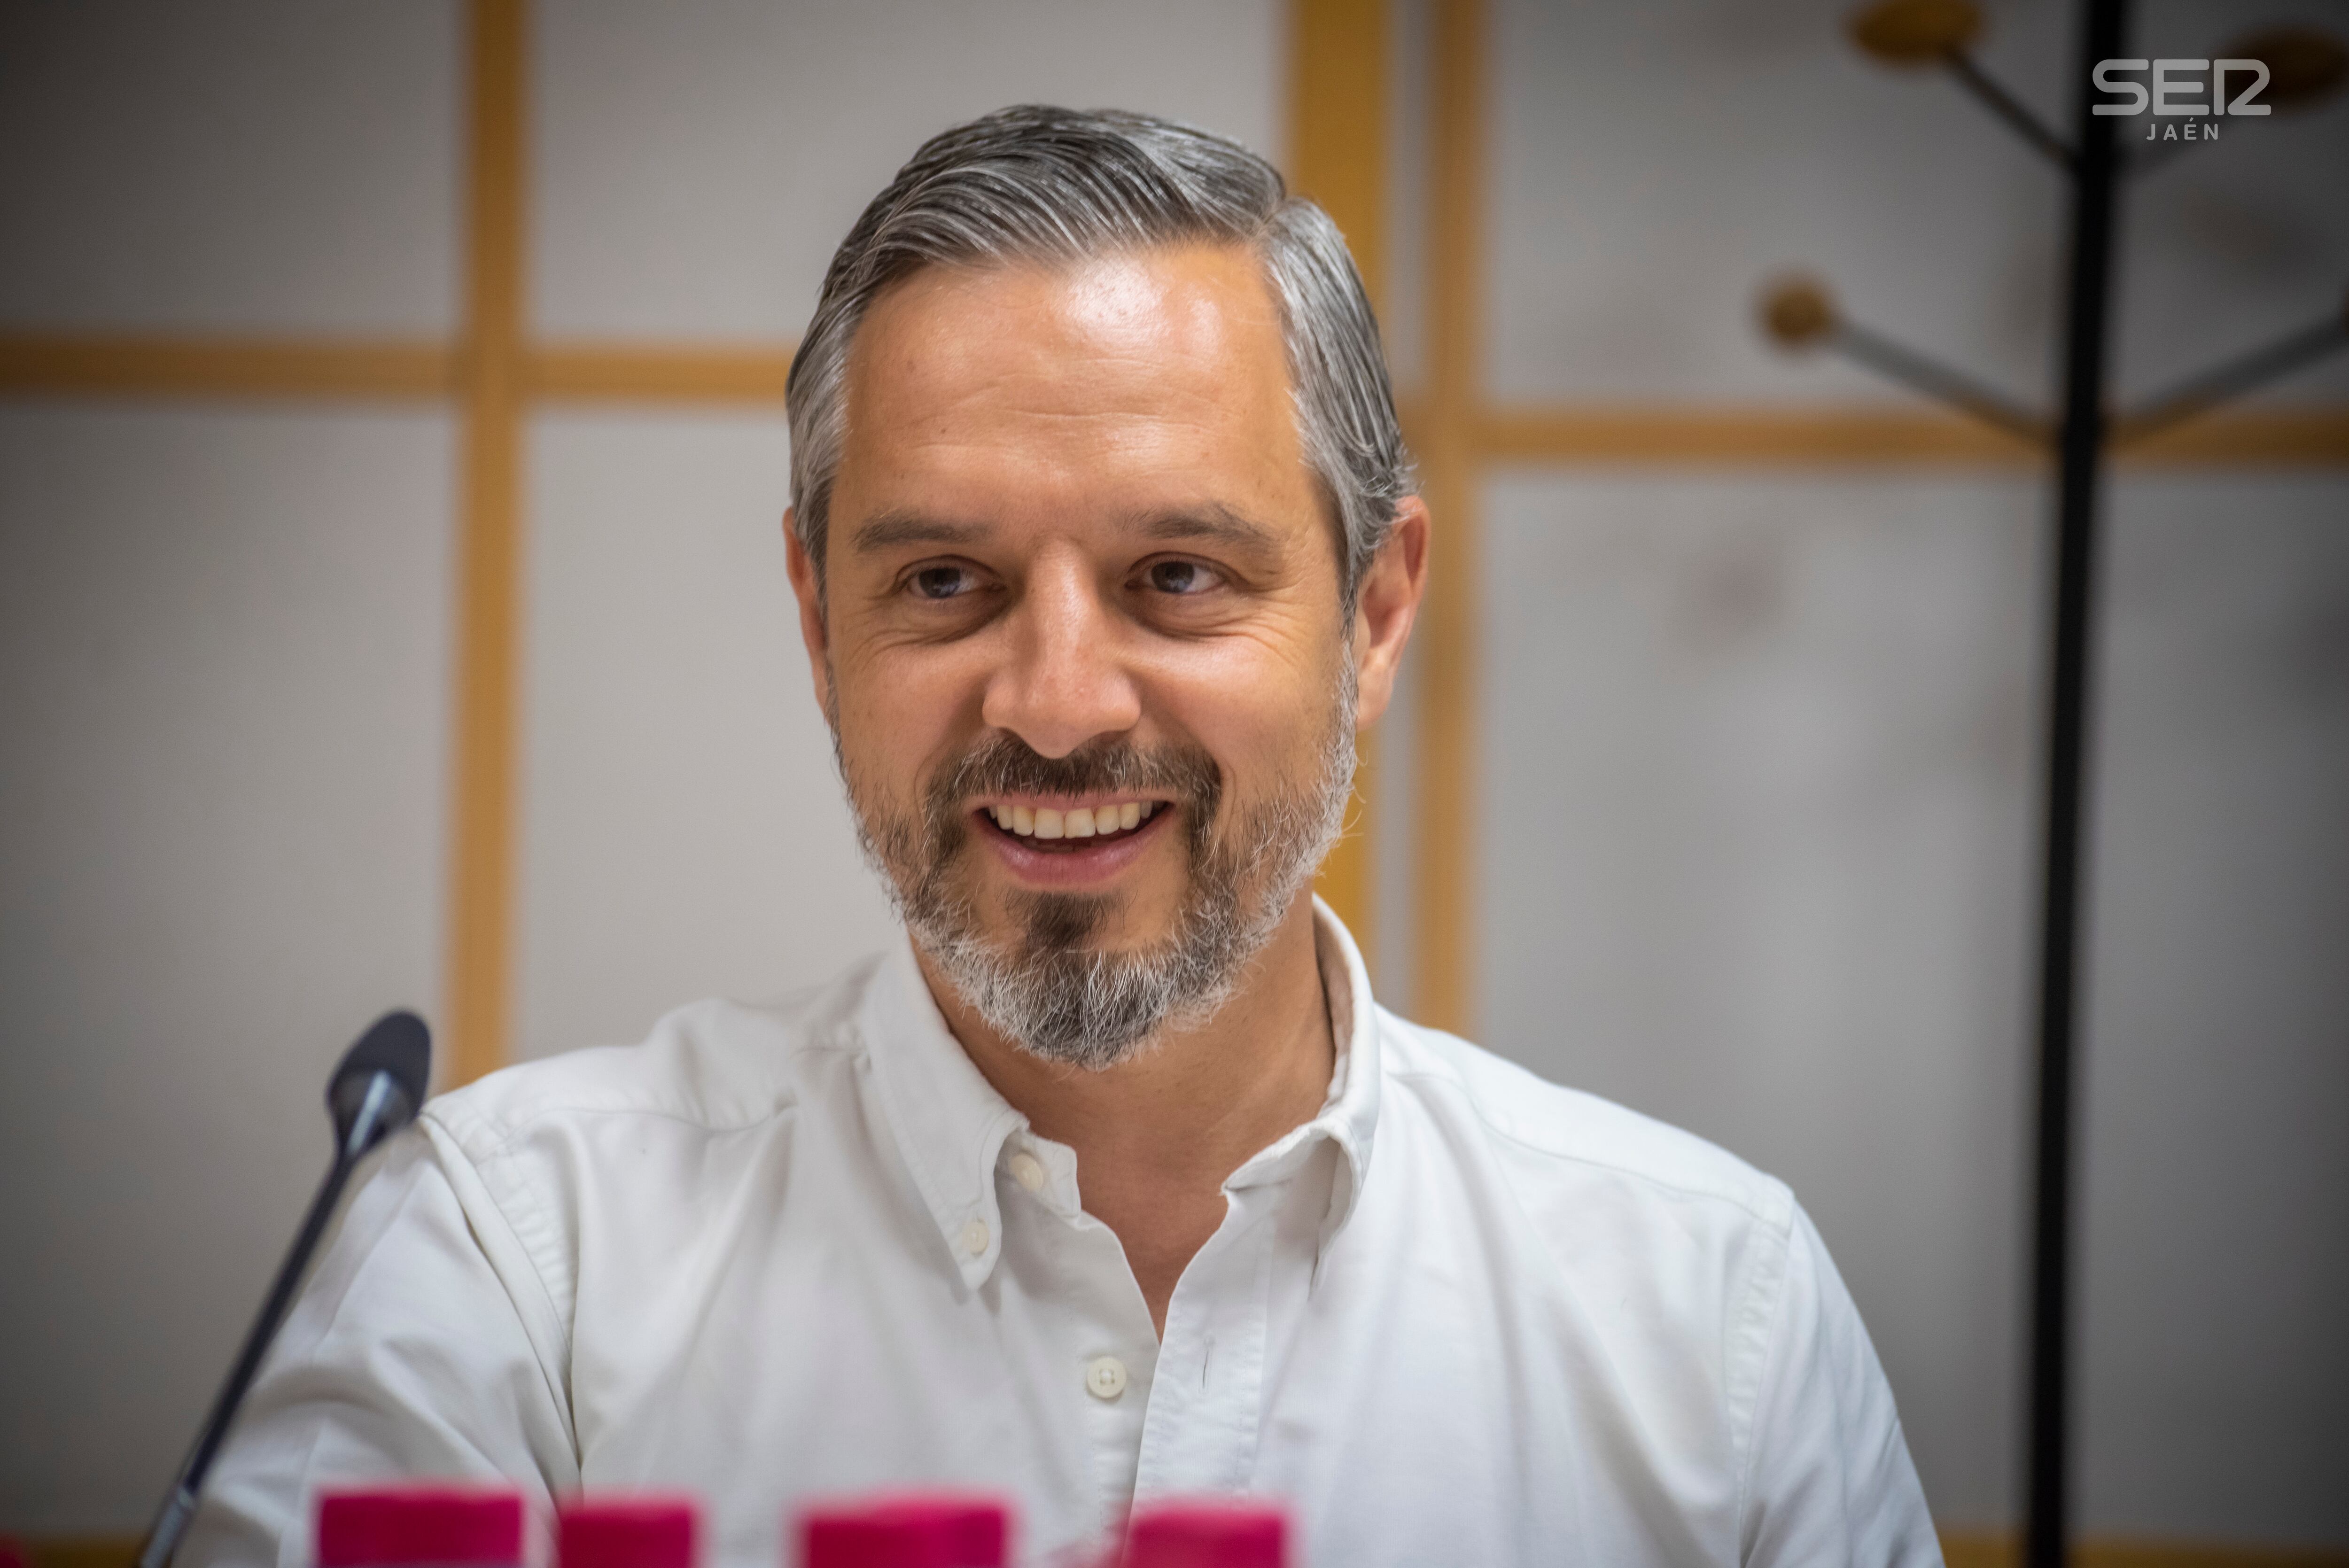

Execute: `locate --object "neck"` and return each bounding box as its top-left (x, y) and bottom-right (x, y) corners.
top-left (915, 890), bottom-right (1336, 1334)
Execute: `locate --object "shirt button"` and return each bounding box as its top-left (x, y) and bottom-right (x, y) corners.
top-left (1008, 1152), bottom-right (1046, 1193)
top-left (961, 1218), bottom-right (989, 1256)
top-left (1085, 1356), bottom-right (1128, 1401)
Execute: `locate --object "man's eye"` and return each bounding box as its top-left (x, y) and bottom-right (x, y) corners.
top-left (1145, 560), bottom-right (1219, 596)
top-left (910, 565), bottom-right (972, 600)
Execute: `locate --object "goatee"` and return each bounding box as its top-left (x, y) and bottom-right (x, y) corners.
top-left (836, 669), bottom-right (1356, 1070)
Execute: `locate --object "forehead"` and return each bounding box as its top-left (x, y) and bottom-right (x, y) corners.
top-left (833, 244), bottom-right (1312, 529)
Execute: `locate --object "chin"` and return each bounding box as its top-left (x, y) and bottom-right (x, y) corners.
top-left (997, 885), bottom-right (1158, 957)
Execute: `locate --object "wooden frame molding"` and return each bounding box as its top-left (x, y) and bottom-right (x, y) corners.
top-left (529, 343), bottom-right (796, 404)
top-left (1288, 0), bottom-right (1392, 960)
top-left (1408, 0), bottom-right (1491, 1035)
top-left (441, 0), bottom-right (529, 1088)
top-left (1478, 404), bottom-right (2349, 468)
top-left (0, 336), bottom-right (454, 401)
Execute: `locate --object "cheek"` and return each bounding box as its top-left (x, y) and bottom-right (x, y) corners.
top-left (834, 650), bottom-right (979, 804)
top-left (1144, 617), bottom-right (1344, 790)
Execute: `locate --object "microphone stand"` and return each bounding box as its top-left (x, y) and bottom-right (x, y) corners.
top-left (137, 1015), bottom-right (430, 1568)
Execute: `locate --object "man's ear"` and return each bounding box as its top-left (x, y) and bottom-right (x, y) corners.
top-left (1349, 496), bottom-right (1430, 730)
top-left (783, 511), bottom-right (834, 718)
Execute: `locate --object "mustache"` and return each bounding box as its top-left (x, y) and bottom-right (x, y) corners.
top-left (926, 733), bottom-right (1223, 828)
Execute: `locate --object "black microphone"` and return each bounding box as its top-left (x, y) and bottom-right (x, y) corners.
top-left (138, 1010), bottom-right (433, 1568)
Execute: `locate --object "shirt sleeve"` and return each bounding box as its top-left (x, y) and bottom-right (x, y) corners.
top-left (1738, 1201), bottom-right (1942, 1568)
top-left (176, 1125), bottom-right (580, 1568)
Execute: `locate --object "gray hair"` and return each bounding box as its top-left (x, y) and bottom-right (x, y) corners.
top-left (786, 105), bottom-right (1414, 613)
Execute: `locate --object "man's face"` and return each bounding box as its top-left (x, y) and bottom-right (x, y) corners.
top-left (790, 244), bottom-right (1363, 1064)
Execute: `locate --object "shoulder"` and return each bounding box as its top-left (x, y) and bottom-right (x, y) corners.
top-left (423, 955), bottom-right (881, 1167)
top-left (1374, 1005), bottom-right (1795, 1239)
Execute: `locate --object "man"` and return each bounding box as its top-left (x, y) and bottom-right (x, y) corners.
top-left (190, 108), bottom-right (1937, 1567)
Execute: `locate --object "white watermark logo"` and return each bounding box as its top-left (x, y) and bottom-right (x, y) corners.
top-left (2092, 58), bottom-right (2270, 140)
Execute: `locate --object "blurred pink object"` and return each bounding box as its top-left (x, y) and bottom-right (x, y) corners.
top-left (1121, 1502), bottom-right (1284, 1568)
top-left (557, 1498), bottom-right (698, 1568)
top-left (314, 1488), bottom-right (525, 1567)
top-left (796, 1493), bottom-right (1009, 1568)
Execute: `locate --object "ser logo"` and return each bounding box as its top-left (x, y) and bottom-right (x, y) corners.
top-left (2092, 58), bottom-right (2269, 140)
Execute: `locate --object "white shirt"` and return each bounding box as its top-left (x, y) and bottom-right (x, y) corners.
top-left (188, 904), bottom-right (1939, 1568)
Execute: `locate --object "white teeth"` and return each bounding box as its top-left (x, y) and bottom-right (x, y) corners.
top-left (992, 801), bottom-right (1163, 841)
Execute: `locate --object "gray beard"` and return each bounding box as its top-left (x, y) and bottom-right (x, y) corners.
top-left (835, 666), bottom-right (1357, 1071)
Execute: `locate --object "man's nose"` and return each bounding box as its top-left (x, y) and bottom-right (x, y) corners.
top-left (981, 557), bottom-right (1142, 759)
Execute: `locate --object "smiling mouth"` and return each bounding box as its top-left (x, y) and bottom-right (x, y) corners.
top-left (977, 799), bottom-right (1167, 853)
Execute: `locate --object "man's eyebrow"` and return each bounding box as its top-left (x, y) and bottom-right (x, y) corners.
top-left (1137, 505), bottom-right (1281, 551)
top-left (849, 512), bottom-right (990, 553)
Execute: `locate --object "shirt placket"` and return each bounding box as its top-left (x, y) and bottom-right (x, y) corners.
top-left (1003, 1136), bottom-right (1165, 1527)
top-left (1130, 1182), bottom-right (1279, 1499)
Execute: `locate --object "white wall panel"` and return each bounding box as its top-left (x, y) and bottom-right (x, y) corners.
top-left (0, 406), bottom-right (454, 1530)
top-left (1475, 471), bottom-right (2042, 1527)
top-left (0, 1), bottom-right (462, 334)
top-left (1473, 468), bottom-right (2349, 1542)
top-left (1484, 0), bottom-right (2349, 406)
top-left (2076, 474), bottom-right (2349, 1542)
top-left (534, 0), bottom-right (1286, 340)
top-left (517, 412), bottom-right (895, 1059)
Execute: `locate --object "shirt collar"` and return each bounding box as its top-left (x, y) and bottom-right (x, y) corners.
top-left (857, 897), bottom-right (1384, 1291)
top-left (1223, 901), bottom-right (1383, 1252)
top-left (861, 929), bottom-right (1028, 1291)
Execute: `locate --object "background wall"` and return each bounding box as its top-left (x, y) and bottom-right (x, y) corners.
top-left (2, 0), bottom-right (2343, 1552)
top-left (1436, 0), bottom-right (2349, 1543)
top-left (1435, 0), bottom-right (2349, 1546)
top-left (0, 0), bottom-right (1283, 1532)
top-left (510, 0), bottom-right (1282, 1057)
top-left (0, 0), bottom-right (468, 1533)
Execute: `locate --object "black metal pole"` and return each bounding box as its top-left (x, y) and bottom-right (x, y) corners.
top-left (2027, 2), bottom-right (2125, 1565)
